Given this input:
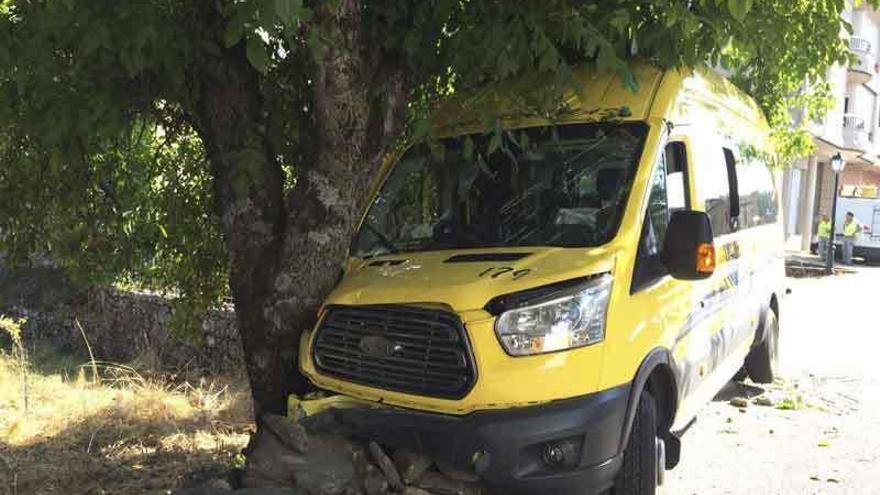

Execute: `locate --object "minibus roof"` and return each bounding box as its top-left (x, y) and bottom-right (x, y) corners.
top-left (430, 63), bottom-right (665, 137)
top-left (430, 62), bottom-right (769, 141)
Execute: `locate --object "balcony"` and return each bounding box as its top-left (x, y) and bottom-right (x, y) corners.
top-left (848, 36), bottom-right (877, 84)
top-left (843, 113), bottom-right (871, 152)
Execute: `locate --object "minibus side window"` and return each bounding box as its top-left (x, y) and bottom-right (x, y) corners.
top-left (698, 146), bottom-right (734, 237)
top-left (632, 142), bottom-right (688, 292)
top-left (666, 142), bottom-right (689, 211)
top-left (736, 156), bottom-right (779, 229)
top-left (723, 148), bottom-right (741, 232)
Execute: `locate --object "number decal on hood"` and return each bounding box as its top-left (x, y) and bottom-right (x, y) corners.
top-left (478, 267), bottom-right (531, 280)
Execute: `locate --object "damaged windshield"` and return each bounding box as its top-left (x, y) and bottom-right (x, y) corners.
top-left (352, 122), bottom-right (648, 258)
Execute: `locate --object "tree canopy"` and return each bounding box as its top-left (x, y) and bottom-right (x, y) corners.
top-left (0, 0), bottom-right (870, 415)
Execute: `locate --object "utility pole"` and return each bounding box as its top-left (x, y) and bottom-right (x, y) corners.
top-left (826, 153), bottom-right (845, 274)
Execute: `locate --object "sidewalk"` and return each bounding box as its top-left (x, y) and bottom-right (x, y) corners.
top-left (785, 250), bottom-right (861, 277)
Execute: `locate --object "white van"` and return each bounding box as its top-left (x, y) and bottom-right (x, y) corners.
top-left (834, 195), bottom-right (880, 262)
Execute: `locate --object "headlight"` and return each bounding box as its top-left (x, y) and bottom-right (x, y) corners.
top-left (494, 274), bottom-right (612, 356)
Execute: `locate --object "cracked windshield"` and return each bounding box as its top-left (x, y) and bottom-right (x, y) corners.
top-left (353, 123), bottom-right (648, 257)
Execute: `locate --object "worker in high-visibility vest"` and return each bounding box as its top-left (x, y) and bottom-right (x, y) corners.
top-left (841, 211), bottom-right (861, 265)
top-left (817, 214), bottom-right (832, 261)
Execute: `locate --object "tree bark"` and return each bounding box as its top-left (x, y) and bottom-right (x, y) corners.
top-left (191, 0), bottom-right (410, 419)
top-left (258, 0), bottom-right (411, 412)
top-left (193, 43), bottom-right (307, 418)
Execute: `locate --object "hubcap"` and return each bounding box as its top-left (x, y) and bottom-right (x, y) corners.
top-left (769, 316), bottom-right (779, 375)
top-left (656, 437), bottom-right (666, 486)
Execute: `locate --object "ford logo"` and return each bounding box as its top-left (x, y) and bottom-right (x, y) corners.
top-left (358, 335), bottom-right (401, 358)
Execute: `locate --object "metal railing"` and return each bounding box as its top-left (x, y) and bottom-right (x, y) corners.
top-left (850, 36), bottom-right (872, 54)
top-left (848, 36), bottom-right (877, 81)
top-left (843, 113), bottom-right (870, 151)
top-left (843, 113), bottom-right (867, 130)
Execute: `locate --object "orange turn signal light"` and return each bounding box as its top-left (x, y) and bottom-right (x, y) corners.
top-left (696, 243), bottom-right (716, 274)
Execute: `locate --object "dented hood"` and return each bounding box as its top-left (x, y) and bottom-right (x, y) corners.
top-left (324, 247), bottom-right (616, 315)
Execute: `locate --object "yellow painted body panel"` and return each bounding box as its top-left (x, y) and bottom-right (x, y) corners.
top-left (299, 62), bottom-right (785, 423)
top-left (300, 247), bottom-right (614, 414)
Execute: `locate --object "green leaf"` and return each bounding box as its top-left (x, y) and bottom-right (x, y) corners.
top-left (274, 0), bottom-right (303, 28)
top-left (609, 9), bottom-right (630, 33)
top-left (223, 17), bottom-right (246, 48)
top-left (728, 0), bottom-right (753, 21)
top-left (621, 70), bottom-right (640, 92)
top-left (411, 116), bottom-right (431, 140)
top-left (246, 37), bottom-right (270, 74)
top-left (596, 44), bottom-right (620, 72)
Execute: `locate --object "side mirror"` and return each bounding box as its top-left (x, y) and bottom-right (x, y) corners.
top-left (661, 211), bottom-right (716, 280)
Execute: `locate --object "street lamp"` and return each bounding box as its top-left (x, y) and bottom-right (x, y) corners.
top-left (826, 152), bottom-right (846, 274)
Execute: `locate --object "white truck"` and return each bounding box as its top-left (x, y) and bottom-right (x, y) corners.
top-left (832, 195), bottom-right (880, 263)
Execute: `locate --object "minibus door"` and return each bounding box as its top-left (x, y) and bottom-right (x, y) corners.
top-left (631, 138), bottom-right (707, 405)
top-left (689, 142), bottom-right (748, 392)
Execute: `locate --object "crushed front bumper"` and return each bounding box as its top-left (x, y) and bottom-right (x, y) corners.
top-left (291, 384), bottom-right (630, 495)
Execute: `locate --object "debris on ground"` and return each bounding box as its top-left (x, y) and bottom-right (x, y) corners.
top-left (729, 397), bottom-right (750, 408)
top-left (775, 395), bottom-right (806, 410)
top-left (178, 482), bottom-right (300, 495)
top-left (233, 413), bottom-right (488, 495)
top-left (393, 449), bottom-right (433, 484)
top-left (369, 441), bottom-right (404, 492)
top-left (241, 416), bottom-right (355, 493)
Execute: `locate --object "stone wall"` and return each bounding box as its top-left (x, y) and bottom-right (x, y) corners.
top-left (0, 267), bottom-right (243, 375)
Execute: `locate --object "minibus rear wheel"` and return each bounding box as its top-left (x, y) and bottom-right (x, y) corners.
top-left (745, 309), bottom-right (779, 384)
top-left (611, 390), bottom-right (660, 495)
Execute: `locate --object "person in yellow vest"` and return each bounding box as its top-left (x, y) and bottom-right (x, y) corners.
top-left (842, 211), bottom-right (861, 265)
top-left (817, 214), bottom-right (832, 261)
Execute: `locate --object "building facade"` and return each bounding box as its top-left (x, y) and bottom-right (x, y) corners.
top-left (782, 3), bottom-right (880, 250)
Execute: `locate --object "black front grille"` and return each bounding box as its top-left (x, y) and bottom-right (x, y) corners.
top-left (312, 305), bottom-right (476, 399)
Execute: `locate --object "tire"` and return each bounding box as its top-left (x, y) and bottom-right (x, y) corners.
top-left (745, 309), bottom-right (779, 384)
top-left (732, 366), bottom-right (748, 382)
top-left (611, 391), bottom-right (659, 495)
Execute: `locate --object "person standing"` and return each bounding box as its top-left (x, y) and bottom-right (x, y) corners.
top-left (817, 214), bottom-right (832, 261)
top-left (842, 211), bottom-right (861, 265)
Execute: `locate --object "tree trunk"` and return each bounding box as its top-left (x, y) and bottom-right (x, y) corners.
top-left (257, 0), bottom-right (411, 412)
top-left (192, 0), bottom-right (410, 419)
top-left (194, 42), bottom-right (308, 418)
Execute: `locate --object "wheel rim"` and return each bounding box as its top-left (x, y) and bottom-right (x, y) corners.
top-left (656, 437), bottom-right (666, 486)
top-left (768, 314), bottom-right (779, 376)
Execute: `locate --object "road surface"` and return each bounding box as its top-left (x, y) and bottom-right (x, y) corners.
top-left (664, 260), bottom-right (880, 494)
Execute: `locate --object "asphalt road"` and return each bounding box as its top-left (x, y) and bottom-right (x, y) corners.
top-left (663, 260), bottom-right (880, 494)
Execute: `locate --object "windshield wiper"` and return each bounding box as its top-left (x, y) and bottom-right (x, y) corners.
top-left (362, 222), bottom-right (400, 257)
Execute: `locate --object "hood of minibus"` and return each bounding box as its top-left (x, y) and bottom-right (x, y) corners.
top-left (325, 247), bottom-right (616, 314)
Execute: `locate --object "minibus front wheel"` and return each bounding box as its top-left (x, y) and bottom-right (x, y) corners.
top-left (609, 390), bottom-right (660, 495)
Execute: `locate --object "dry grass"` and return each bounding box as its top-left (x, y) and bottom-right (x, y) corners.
top-left (0, 321), bottom-right (254, 495)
